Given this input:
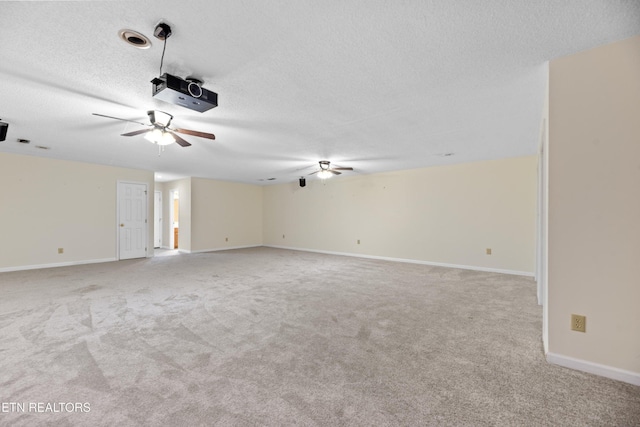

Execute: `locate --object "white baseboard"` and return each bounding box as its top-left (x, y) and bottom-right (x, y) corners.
top-left (264, 245), bottom-right (534, 277)
top-left (181, 245), bottom-right (262, 254)
top-left (0, 258), bottom-right (117, 273)
top-left (547, 352), bottom-right (640, 386)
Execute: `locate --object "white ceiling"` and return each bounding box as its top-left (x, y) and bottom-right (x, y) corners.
top-left (1, 1), bottom-right (639, 184)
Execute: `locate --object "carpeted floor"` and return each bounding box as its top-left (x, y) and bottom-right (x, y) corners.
top-left (0, 247), bottom-right (638, 426)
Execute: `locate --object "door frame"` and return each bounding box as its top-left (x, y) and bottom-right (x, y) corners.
top-left (117, 180), bottom-right (150, 260)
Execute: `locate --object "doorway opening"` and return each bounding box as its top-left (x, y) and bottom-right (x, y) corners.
top-left (154, 191), bottom-right (162, 248)
top-left (169, 190), bottom-right (179, 249)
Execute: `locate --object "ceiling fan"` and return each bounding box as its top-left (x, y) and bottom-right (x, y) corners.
top-left (92, 110), bottom-right (215, 147)
top-left (309, 160), bottom-right (353, 179)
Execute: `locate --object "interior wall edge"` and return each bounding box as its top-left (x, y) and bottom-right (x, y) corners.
top-left (265, 245), bottom-right (535, 277)
top-left (0, 258), bottom-right (117, 274)
top-left (546, 353), bottom-right (640, 387)
top-left (182, 245), bottom-right (262, 254)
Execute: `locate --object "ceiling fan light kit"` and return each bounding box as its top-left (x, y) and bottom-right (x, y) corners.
top-left (317, 170), bottom-right (333, 179)
top-left (144, 128), bottom-right (174, 146)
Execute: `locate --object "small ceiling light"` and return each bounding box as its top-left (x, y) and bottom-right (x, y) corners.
top-left (119, 29), bottom-right (152, 49)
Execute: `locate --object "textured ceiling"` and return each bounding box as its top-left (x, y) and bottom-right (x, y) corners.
top-left (1, 1), bottom-right (639, 184)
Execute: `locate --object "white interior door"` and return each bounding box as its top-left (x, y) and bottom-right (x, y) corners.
top-left (118, 182), bottom-right (148, 260)
top-left (154, 191), bottom-right (162, 248)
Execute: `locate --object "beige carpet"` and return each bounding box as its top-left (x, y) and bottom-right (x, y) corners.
top-left (0, 247), bottom-right (638, 426)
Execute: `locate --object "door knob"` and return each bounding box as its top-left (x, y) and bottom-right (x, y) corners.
top-left (120, 224), bottom-right (124, 227)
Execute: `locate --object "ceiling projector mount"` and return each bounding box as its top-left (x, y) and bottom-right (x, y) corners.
top-left (153, 22), bottom-right (172, 40)
top-left (150, 22), bottom-right (218, 113)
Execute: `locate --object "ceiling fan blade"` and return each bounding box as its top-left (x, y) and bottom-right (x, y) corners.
top-left (121, 129), bottom-right (152, 137)
top-left (308, 169), bottom-right (342, 176)
top-left (92, 113), bottom-right (148, 127)
top-left (332, 167), bottom-right (353, 171)
top-left (173, 128), bottom-right (215, 140)
top-left (169, 132), bottom-right (192, 147)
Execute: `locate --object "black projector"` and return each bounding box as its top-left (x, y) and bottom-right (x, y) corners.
top-left (151, 73), bottom-right (218, 113)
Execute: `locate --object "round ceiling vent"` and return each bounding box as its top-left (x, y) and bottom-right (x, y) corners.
top-left (119, 29), bottom-right (151, 49)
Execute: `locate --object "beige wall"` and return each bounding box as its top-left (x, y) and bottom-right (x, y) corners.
top-left (0, 152), bottom-right (153, 270)
top-left (548, 35), bottom-right (640, 375)
top-left (190, 177), bottom-right (263, 252)
top-left (149, 177), bottom-right (265, 253)
top-left (264, 156), bottom-right (537, 274)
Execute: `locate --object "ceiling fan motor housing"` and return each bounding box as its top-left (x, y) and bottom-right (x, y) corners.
top-left (147, 110), bottom-right (173, 127)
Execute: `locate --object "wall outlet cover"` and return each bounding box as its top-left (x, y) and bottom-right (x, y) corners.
top-left (571, 314), bottom-right (586, 332)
